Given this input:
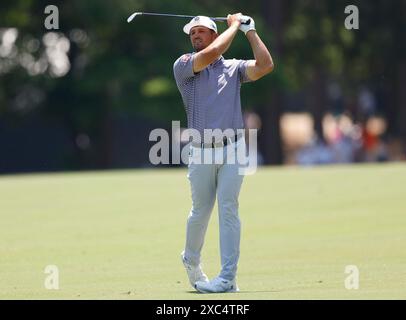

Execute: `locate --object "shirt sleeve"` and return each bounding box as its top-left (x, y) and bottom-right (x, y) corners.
top-left (173, 53), bottom-right (195, 85)
top-left (237, 60), bottom-right (253, 84)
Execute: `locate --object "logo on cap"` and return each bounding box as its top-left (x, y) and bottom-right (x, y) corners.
top-left (194, 16), bottom-right (200, 21)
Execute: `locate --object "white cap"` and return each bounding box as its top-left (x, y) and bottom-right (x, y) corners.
top-left (183, 16), bottom-right (218, 35)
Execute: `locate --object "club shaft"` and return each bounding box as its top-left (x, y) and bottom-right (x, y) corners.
top-left (139, 12), bottom-right (227, 22)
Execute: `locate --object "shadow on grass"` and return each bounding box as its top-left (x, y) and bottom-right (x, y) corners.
top-left (186, 290), bottom-right (279, 294)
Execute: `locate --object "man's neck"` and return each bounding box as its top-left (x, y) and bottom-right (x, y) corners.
top-left (210, 55), bottom-right (223, 66)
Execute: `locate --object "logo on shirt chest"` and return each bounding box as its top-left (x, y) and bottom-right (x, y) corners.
top-left (217, 73), bottom-right (227, 89)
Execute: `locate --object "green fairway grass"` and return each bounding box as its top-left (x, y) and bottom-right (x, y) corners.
top-left (1, 163), bottom-right (405, 299)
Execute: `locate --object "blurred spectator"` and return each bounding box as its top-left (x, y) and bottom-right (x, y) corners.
top-left (296, 135), bottom-right (334, 165)
top-left (324, 113), bottom-right (359, 163)
top-left (362, 116), bottom-right (389, 162)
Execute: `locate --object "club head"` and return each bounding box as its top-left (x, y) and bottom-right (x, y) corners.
top-left (127, 12), bottom-right (142, 23)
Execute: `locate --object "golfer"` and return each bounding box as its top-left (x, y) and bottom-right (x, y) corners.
top-left (173, 13), bottom-right (274, 293)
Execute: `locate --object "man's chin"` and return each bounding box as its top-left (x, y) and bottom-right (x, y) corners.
top-left (193, 45), bottom-right (206, 52)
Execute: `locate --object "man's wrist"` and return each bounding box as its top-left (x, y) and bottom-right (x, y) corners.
top-left (245, 29), bottom-right (257, 38)
top-left (230, 23), bottom-right (240, 30)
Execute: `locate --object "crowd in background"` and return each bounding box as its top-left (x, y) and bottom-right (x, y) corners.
top-left (245, 84), bottom-right (405, 167)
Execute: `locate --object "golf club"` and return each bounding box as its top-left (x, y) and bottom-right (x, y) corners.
top-left (127, 12), bottom-right (251, 25)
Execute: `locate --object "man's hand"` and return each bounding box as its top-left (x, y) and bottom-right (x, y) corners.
top-left (239, 16), bottom-right (256, 35)
top-left (227, 13), bottom-right (242, 28)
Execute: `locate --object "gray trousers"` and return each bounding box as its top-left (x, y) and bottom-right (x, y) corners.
top-left (184, 138), bottom-right (245, 281)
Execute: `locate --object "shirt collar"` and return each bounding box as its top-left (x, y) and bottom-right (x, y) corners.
top-left (210, 55), bottom-right (224, 67)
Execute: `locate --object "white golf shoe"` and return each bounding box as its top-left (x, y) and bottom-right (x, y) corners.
top-left (181, 252), bottom-right (209, 288)
top-left (195, 276), bottom-right (239, 293)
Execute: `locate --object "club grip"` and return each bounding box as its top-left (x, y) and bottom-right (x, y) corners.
top-left (241, 17), bottom-right (251, 25)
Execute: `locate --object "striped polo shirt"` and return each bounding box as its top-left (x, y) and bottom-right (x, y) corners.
top-left (173, 53), bottom-right (252, 138)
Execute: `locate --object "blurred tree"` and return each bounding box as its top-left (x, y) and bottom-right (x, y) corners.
top-left (258, 0), bottom-right (285, 164)
top-left (394, 0), bottom-right (406, 152)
